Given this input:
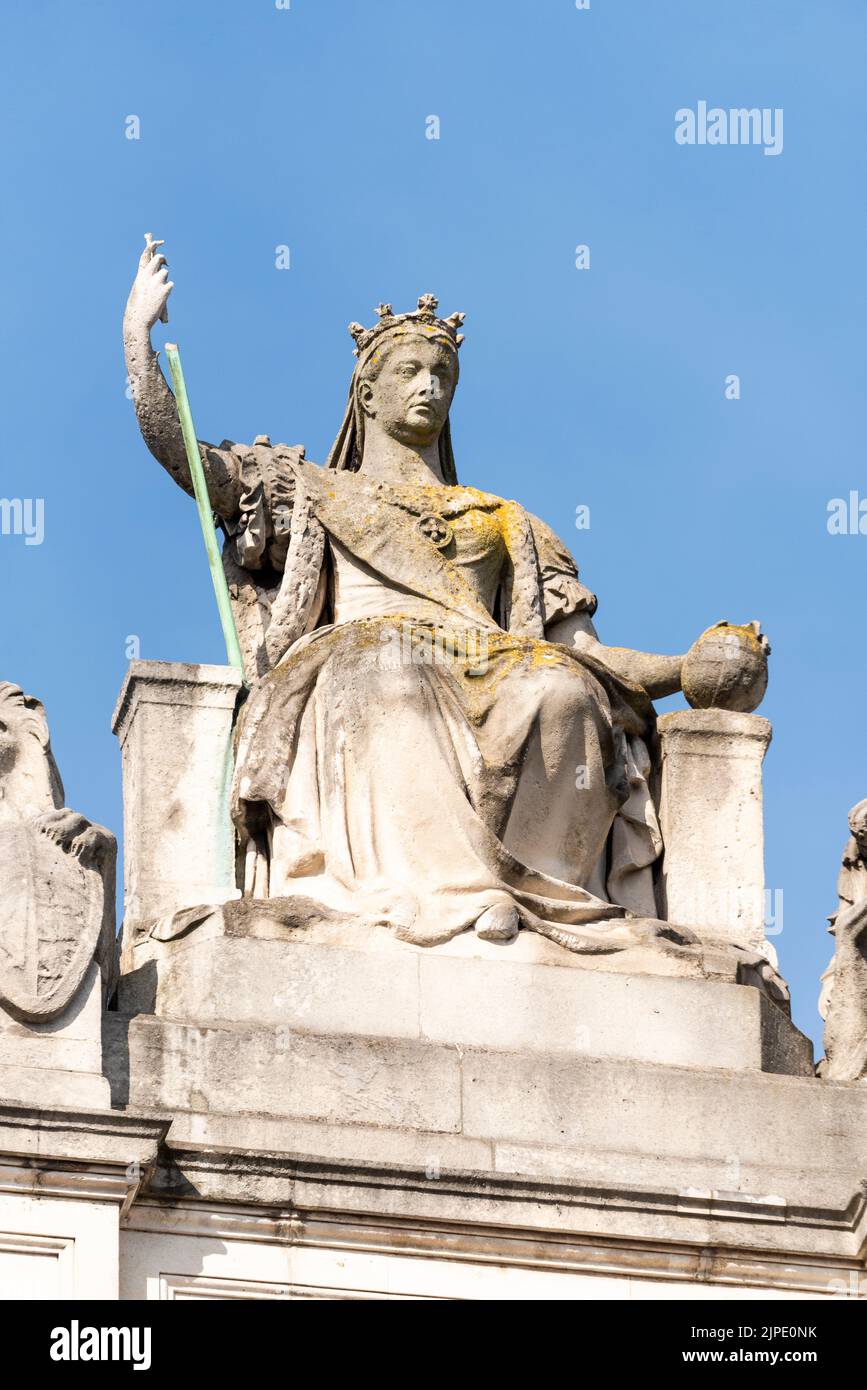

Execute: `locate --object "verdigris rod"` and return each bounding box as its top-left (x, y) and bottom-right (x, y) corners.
top-left (164, 342), bottom-right (246, 681)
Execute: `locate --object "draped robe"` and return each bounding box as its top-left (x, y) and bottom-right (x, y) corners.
top-left (209, 442), bottom-right (667, 954)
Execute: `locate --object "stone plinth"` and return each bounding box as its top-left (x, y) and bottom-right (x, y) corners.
top-left (117, 909), bottom-right (812, 1077)
top-left (658, 709), bottom-right (772, 950)
top-left (102, 998), bottom-right (867, 1300)
top-left (102, 919), bottom-right (864, 1301)
top-left (112, 661), bottom-right (243, 930)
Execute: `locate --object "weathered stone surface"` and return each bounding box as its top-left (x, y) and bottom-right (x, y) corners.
top-left (122, 249), bottom-right (775, 962)
top-left (0, 962), bottom-right (104, 1076)
top-left (105, 1013), bottom-right (463, 1133)
top-left (0, 1103), bottom-right (168, 1300)
top-left (417, 953), bottom-right (810, 1073)
top-left (0, 1063), bottom-right (110, 1109)
top-left (0, 682), bottom-right (116, 1023)
top-left (459, 1049), bottom-right (867, 1183)
top-left (820, 798), bottom-right (867, 1081)
top-left (0, 682), bottom-right (115, 1113)
top-left (97, 1017), bottom-right (867, 1296)
top-left (103, 1009), bottom-right (856, 1206)
top-left (119, 1189), bottom-right (865, 1301)
top-left (681, 621), bottom-right (770, 713)
top-left (112, 661), bottom-right (242, 936)
top-left (118, 913), bottom-right (810, 1074)
top-left (0, 1100), bottom-right (169, 1171)
top-left (0, 990), bottom-right (112, 1105)
top-left (658, 709), bottom-right (773, 951)
top-left (169, 1109), bottom-right (494, 1175)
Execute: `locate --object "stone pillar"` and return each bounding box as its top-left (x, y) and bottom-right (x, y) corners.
top-left (112, 661), bottom-right (243, 927)
top-left (657, 709), bottom-right (772, 950)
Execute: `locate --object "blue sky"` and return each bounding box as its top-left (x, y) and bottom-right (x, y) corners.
top-left (1, 0), bottom-right (864, 1047)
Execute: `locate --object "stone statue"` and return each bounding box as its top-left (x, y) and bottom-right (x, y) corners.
top-left (819, 799), bottom-right (867, 1081)
top-left (0, 683), bottom-right (116, 1020)
top-left (122, 238), bottom-right (768, 958)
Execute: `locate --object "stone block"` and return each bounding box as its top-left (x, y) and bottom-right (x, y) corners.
top-left (112, 661), bottom-right (242, 929)
top-left (658, 709), bottom-right (772, 949)
top-left (0, 964), bottom-right (111, 1109)
top-left (105, 1014), bottom-right (463, 1133)
top-left (119, 912), bottom-right (812, 1076)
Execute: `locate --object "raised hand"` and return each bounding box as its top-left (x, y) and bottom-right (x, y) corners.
top-left (125, 232), bottom-right (174, 333)
top-left (122, 233), bottom-right (243, 515)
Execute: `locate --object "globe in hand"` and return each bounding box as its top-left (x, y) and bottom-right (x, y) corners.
top-left (681, 621), bottom-right (770, 713)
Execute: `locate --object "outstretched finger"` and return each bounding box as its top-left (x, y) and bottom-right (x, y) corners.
top-left (139, 233), bottom-right (165, 269)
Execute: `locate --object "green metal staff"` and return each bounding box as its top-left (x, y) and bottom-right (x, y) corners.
top-left (164, 343), bottom-right (246, 682)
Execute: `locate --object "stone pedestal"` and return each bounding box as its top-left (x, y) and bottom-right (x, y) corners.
top-left (112, 661), bottom-right (243, 929)
top-left (658, 709), bottom-right (773, 950)
top-left (102, 920), bottom-right (867, 1301)
top-left (0, 666), bottom-right (861, 1301)
top-left (117, 909), bottom-right (813, 1078)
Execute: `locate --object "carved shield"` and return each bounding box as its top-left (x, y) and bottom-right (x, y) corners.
top-left (0, 822), bottom-right (104, 1021)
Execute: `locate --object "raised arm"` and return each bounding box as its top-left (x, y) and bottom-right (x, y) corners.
top-left (123, 236), bottom-right (240, 517)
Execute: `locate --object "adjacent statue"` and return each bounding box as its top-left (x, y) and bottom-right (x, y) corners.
top-left (819, 799), bottom-right (867, 1081)
top-left (123, 238), bottom-right (761, 957)
top-left (0, 683), bottom-right (116, 1020)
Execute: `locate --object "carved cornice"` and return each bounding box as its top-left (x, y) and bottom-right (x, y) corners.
top-left (0, 1102), bottom-right (170, 1217)
top-left (132, 1144), bottom-right (867, 1294)
top-left (126, 1176), bottom-right (867, 1298)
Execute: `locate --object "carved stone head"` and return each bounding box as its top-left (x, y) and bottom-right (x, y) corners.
top-left (847, 798), bottom-right (867, 857)
top-left (326, 297), bottom-right (465, 481)
top-left (0, 682), bottom-right (64, 822)
top-left (357, 333), bottom-right (458, 448)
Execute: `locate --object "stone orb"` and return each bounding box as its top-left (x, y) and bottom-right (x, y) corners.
top-left (681, 622), bottom-right (770, 713)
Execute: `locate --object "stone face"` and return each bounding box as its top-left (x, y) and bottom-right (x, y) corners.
top-left (112, 661), bottom-right (242, 937)
top-left (658, 709), bottom-right (773, 951)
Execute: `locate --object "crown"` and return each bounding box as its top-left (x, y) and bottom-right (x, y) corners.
top-left (347, 295), bottom-right (466, 358)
